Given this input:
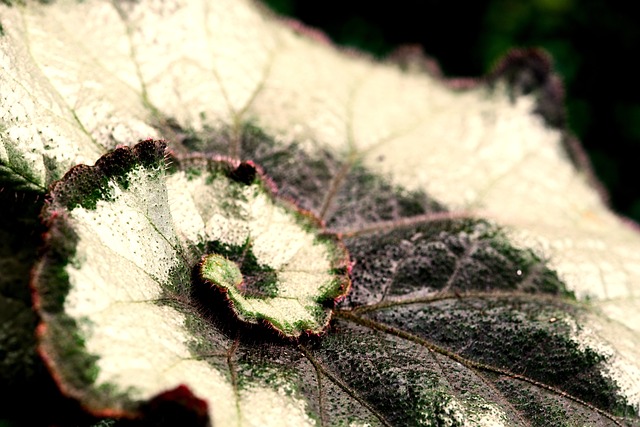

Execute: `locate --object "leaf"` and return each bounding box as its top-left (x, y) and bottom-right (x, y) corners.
top-left (1, 0), bottom-right (639, 425)
top-left (32, 140), bottom-right (639, 426)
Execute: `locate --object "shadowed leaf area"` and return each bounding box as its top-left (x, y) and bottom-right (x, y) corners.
top-left (0, 190), bottom-right (45, 411)
top-left (0, 190), bottom-right (99, 426)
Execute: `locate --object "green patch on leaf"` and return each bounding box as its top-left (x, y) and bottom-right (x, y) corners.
top-left (204, 239), bottom-right (278, 298)
top-left (191, 166), bottom-right (351, 337)
top-left (0, 138), bottom-right (48, 192)
top-left (201, 253), bottom-right (245, 292)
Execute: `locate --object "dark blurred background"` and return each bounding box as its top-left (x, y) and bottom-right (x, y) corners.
top-left (263, 0), bottom-right (640, 223)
